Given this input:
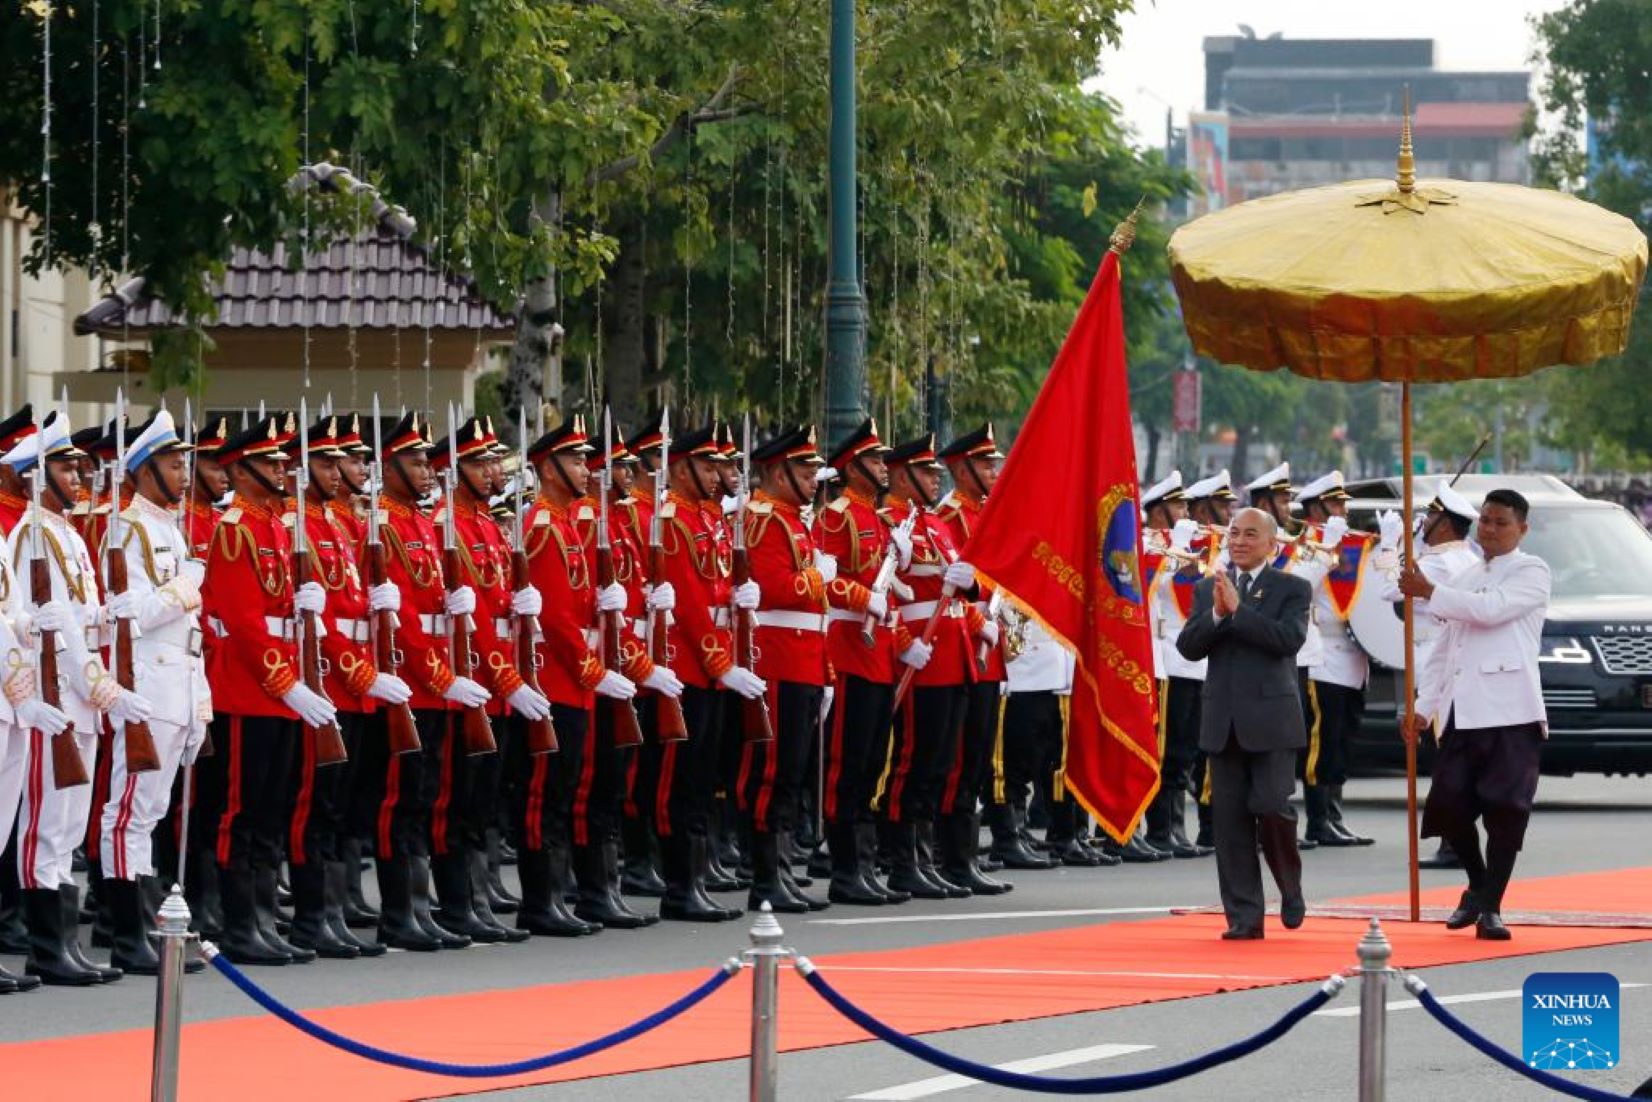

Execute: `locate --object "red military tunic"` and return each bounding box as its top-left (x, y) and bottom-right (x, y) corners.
top-left (656, 491), bottom-right (734, 688)
top-left (812, 488), bottom-right (905, 685)
top-left (183, 497), bottom-right (219, 559)
top-left (375, 495), bottom-right (457, 712)
top-left (439, 497), bottom-right (525, 716)
top-left (202, 495), bottom-right (302, 719)
top-left (887, 496), bottom-right (984, 688)
top-left (745, 491), bottom-right (828, 687)
top-left (523, 497), bottom-right (605, 707)
top-left (303, 500), bottom-right (378, 714)
top-left (934, 490), bottom-right (1005, 681)
top-left (575, 496), bottom-right (655, 682)
top-left (329, 498), bottom-right (366, 549)
top-left (0, 487), bottom-right (27, 537)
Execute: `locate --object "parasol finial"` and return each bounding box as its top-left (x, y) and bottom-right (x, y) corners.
top-left (1109, 196), bottom-right (1147, 255)
top-left (1396, 85), bottom-right (1416, 195)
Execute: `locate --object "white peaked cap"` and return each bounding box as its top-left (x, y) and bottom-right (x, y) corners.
top-left (1244, 461), bottom-right (1290, 494)
top-left (1140, 470), bottom-right (1184, 508)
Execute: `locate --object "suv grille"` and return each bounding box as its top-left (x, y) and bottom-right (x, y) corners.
top-left (1542, 688), bottom-right (1596, 710)
top-left (1590, 636), bottom-right (1652, 676)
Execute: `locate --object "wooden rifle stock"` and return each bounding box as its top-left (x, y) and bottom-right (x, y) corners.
top-left (731, 546), bottom-right (773, 744)
top-left (511, 548), bottom-right (558, 756)
top-left (33, 558), bottom-right (88, 789)
top-left (444, 545), bottom-right (498, 756)
top-left (892, 581), bottom-right (958, 710)
top-left (365, 541), bottom-right (421, 756)
top-left (595, 543), bottom-right (644, 749)
top-left (646, 542), bottom-right (689, 743)
top-left (294, 547), bottom-right (347, 766)
top-left (105, 548), bottom-right (161, 774)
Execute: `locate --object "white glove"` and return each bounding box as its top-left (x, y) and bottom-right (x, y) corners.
top-left (281, 683), bottom-right (337, 728)
top-left (820, 685), bottom-right (835, 726)
top-left (180, 559), bottom-right (206, 588)
top-left (105, 590), bottom-right (140, 621)
top-left (596, 582), bottom-right (628, 613)
top-left (31, 600), bottom-right (74, 636)
top-left (645, 582), bottom-right (676, 612)
top-left (366, 672), bottom-right (412, 705)
top-left (507, 684), bottom-right (553, 721)
top-left (1322, 516), bottom-right (1349, 546)
top-left (510, 585), bottom-right (543, 617)
top-left (719, 665), bottom-right (767, 700)
top-left (943, 560), bottom-right (977, 590)
top-left (595, 669), bottom-right (637, 700)
top-left (641, 665), bottom-right (684, 698)
top-left (979, 619), bottom-right (1001, 647)
top-left (866, 591), bottom-right (889, 620)
top-left (1170, 518), bottom-right (1200, 552)
top-left (293, 581), bottom-right (327, 616)
top-left (813, 551), bottom-right (839, 585)
top-left (1377, 509), bottom-right (1404, 550)
top-left (890, 525), bottom-right (914, 568)
top-left (733, 580), bottom-right (761, 610)
top-left (889, 578), bottom-right (914, 602)
top-left (899, 639), bottom-right (933, 670)
top-left (443, 585), bottom-right (477, 617)
top-left (368, 581), bottom-right (402, 613)
top-left (16, 698), bottom-right (70, 737)
top-left (442, 676), bottom-right (490, 708)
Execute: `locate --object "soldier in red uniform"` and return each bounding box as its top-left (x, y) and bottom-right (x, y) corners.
top-left (878, 434), bottom-right (985, 900)
top-left (703, 424), bottom-right (751, 895)
top-left (369, 410), bottom-right (493, 952)
top-left (652, 424), bottom-right (765, 921)
top-left (619, 416), bottom-right (668, 896)
top-left (0, 405), bottom-right (36, 536)
top-left (934, 425), bottom-right (1016, 893)
top-left (430, 416), bottom-right (548, 944)
top-left (183, 417), bottom-right (229, 559)
top-left (736, 425), bottom-right (833, 914)
top-left (198, 415), bottom-right (337, 965)
top-left (813, 418), bottom-right (916, 906)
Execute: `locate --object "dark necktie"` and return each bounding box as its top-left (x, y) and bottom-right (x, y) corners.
top-left (1238, 572), bottom-right (1253, 602)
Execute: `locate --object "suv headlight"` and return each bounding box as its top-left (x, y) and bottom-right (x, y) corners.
top-left (1538, 637), bottom-right (1593, 665)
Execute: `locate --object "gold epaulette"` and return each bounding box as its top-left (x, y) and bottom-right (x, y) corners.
top-left (575, 504), bottom-right (596, 522)
top-left (746, 499), bottom-right (773, 516)
top-left (530, 510), bottom-right (552, 528)
top-left (220, 507), bottom-right (244, 525)
top-left (658, 501), bottom-right (677, 520)
top-left (825, 497), bottom-right (850, 514)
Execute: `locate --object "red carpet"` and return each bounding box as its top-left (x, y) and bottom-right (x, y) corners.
top-left (5, 867), bottom-right (1650, 1101)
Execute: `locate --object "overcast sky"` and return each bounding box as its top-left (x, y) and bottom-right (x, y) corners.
top-left (1094, 0), bottom-right (1573, 149)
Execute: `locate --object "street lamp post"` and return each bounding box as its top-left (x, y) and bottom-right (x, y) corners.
top-left (824, 0), bottom-right (867, 446)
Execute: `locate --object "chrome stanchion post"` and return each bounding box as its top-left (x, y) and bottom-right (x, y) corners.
top-left (747, 902), bottom-right (786, 1102)
top-left (150, 885), bottom-right (194, 1102)
top-left (1357, 917), bottom-right (1392, 1102)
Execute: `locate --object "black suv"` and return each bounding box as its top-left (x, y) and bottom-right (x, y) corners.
top-left (1342, 474), bottom-right (1652, 777)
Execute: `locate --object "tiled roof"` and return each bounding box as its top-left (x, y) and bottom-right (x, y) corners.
top-left (75, 163), bottom-right (515, 337)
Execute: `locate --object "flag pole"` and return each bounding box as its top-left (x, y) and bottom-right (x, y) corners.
top-left (1401, 381), bottom-right (1420, 923)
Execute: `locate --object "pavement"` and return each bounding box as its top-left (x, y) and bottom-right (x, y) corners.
top-left (5, 772), bottom-right (1652, 1100)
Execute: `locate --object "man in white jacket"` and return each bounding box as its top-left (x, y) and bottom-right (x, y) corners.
top-left (1400, 488), bottom-right (1550, 941)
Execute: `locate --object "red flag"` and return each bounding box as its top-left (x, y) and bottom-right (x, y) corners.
top-left (966, 247), bottom-right (1160, 842)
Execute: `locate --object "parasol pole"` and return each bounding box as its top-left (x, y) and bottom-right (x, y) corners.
top-left (1400, 382), bottom-right (1420, 923)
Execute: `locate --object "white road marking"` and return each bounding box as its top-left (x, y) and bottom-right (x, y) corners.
top-left (846, 1042), bottom-right (1155, 1100)
top-left (1314, 982), bottom-right (1646, 1018)
top-left (822, 965), bottom-right (1298, 982)
top-left (809, 906), bottom-right (1186, 926)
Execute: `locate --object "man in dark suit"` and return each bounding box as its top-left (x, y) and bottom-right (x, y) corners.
top-left (1176, 507), bottom-right (1311, 939)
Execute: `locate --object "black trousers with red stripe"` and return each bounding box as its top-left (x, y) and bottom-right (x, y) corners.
top-left (578, 699), bottom-right (634, 847)
top-left (362, 708), bottom-right (447, 859)
top-left (287, 711), bottom-right (368, 867)
top-left (737, 682), bottom-right (823, 835)
top-left (432, 712), bottom-right (508, 856)
top-left (882, 683), bottom-right (967, 824)
top-left (512, 703), bottom-right (587, 853)
top-left (823, 675), bottom-right (894, 828)
top-left (205, 714), bottom-right (298, 870)
top-left (655, 687), bottom-right (722, 838)
top-left (940, 680), bottom-right (1000, 817)
top-left (624, 696), bottom-right (660, 827)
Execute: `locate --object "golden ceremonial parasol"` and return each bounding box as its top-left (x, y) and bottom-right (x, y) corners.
top-left (1167, 99), bottom-right (1648, 921)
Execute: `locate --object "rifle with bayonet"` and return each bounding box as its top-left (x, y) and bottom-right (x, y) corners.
top-left (597, 408), bottom-right (645, 749)
top-left (512, 405), bottom-right (558, 756)
top-left (646, 409), bottom-right (689, 743)
top-left (293, 401), bottom-right (348, 767)
top-left (861, 510), bottom-right (918, 646)
top-left (443, 408), bottom-right (497, 756)
top-left (106, 392), bottom-right (160, 774)
top-left (732, 415), bottom-right (772, 744)
top-left (28, 421), bottom-right (88, 789)
top-left (366, 397), bottom-right (420, 756)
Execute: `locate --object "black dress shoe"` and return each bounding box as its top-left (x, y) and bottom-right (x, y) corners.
top-left (1475, 912), bottom-right (1510, 941)
top-left (1051, 839), bottom-right (1103, 867)
top-left (1418, 843), bottom-right (1460, 870)
top-left (1330, 822), bottom-right (1375, 846)
top-left (1297, 834), bottom-right (1319, 851)
top-left (1221, 925), bottom-right (1264, 940)
top-left (1305, 825), bottom-right (1357, 848)
top-left (1444, 890), bottom-right (1482, 930)
top-left (1281, 894), bottom-right (1306, 930)
top-left (826, 875), bottom-right (886, 906)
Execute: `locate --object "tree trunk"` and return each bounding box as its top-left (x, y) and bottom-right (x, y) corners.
top-left (503, 192), bottom-right (564, 442)
top-left (604, 220), bottom-right (650, 429)
top-left (1231, 425), bottom-right (1251, 484)
top-left (1143, 424), bottom-right (1161, 484)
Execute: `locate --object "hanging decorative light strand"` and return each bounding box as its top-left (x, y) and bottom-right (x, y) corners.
top-left (40, 0), bottom-right (53, 266)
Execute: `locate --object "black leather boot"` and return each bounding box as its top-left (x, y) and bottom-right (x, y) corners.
top-left (431, 849), bottom-right (501, 943)
top-left (572, 844), bottom-right (647, 928)
top-left (690, 835), bottom-right (743, 919)
top-left (22, 888), bottom-right (99, 986)
top-left (219, 866), bottom-right (292, 965)
top-left (375, 856), bottom-right (441, 951)
top-left (104, 878), bottom-right (162, 974)
top-left (941, 813), bottom-right (1012, 895)
top-left (324, 861), bottom-right (386, 956)
top-left (516, 846), bottom-right (597, 936)
top-left (0, 833), bottom-right (29, 954)
top-left (286, 863), bottom-right (358, 959)
top-left (659, 834), bottom-right (734, 922)
top-left (186, 846), bottom-right (224, 939)
top-left (1169, 792), bottom-right (1212, 857)
top-left (858, 821), bottom-right (909, 903)
top-left (60, 883), bottom-right (122, 981)
top-left (1194, 798), bottom-right (1215, 849)
top-left (1047, 802), bottom-right (1103, 867)
top-left (339, 838), bottom-right (380, 928)
top-left (485, 829), bottom-right (521, 914)
top-left (468, 849), bottom-right (529, 942)
top-left (597, 841), bottom-right (657, 928)
top-left (826, 823), bottom-right (883, 905)
top-left (253, 866), bottom-right (315, 963)
top-left (916, 820), bottom-right (971, 897)
top-left (884, 822), bottom-right (950, 900)
top-left (747, 831), bottom-right (808, 914)
top-left (1304, 786), bottom-right (1353, 847)
top-left (990, 804), bottom-right (1056, 869)
top-left (1328, 786), bottom-right (1373, 845)
top-left (778, 861), bottom-right (829, 910)
top-left (408, 855), bottom-right (470, 949)
top-left (620, 818), bottom-right (667, 897)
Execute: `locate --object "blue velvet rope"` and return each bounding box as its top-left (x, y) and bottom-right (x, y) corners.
top-left (207, 949), bottom-right (739, 1079)
top-left (798, 961), bottom-right (1340, 1093)
top-left (1412, 982), bottom-right (1636, 1101)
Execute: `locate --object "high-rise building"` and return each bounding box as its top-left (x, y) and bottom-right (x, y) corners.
top-left (1188, 35), bottom-right (1530, 216)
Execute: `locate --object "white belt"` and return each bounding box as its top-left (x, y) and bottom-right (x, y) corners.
top-left (907, 564), bottom-right (945, 578)
top-left (419, 612), bottom-right (451, 636)
top-left (583, 627), bottom-right (600, 647)
top-left (712, 607), bottom-right (732, 629)
top-left (899, 601), bottom-right (940, 622)
top-left (493, 616), bottom-right (512, 638)
top-left (827, 608), bottom-right (867, 624)
top-left (333, 618), bottom-right (370, 644)
top-left (754, 610), bottom-right (826, 633)
top-left (631, 617), bottom-right (650, 636)
top-left (206, 615), bottom-right (294, 641)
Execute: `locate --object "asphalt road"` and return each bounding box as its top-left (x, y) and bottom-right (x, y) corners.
top-left (5, 773), bottom-right (1651, 1101)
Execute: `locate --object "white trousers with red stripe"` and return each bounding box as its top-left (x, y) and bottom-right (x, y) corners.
top-left (98, 718), bottom-right (189, 882)
top-left (16, 725), bottom-right (98, 890)
top-left (0, 722), bottom-right (25, 859)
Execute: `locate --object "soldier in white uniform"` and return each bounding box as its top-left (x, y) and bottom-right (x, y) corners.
top-left (1142, 473), bottom-right (1207, 858)
top-left (97, 411), bottom-right (211, 975)
top-left (1245, 462), bottom-right (1332, 850)
top-left (1183, 470), bottom-right (1236, 849)
top-left (1294, 472), bottom-right (1371, 847)
top-left (1401, 487), bottom-right (1550, 940)
top-left (8, 411), bottom-right (153, 986)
